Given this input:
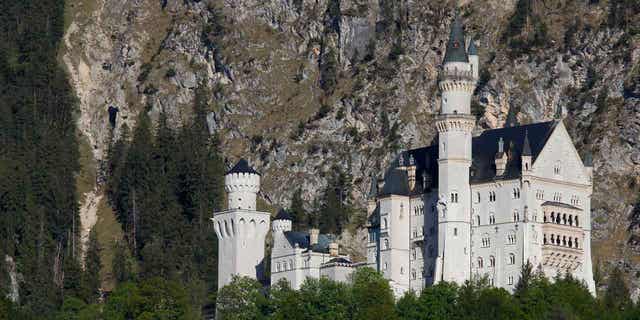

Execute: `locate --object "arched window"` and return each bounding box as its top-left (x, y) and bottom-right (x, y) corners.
top-left (508, 275), bottom-right (514, 285)
top-left (400, 267), bottom-right (404, 275)
top-left (383, 239), bottom-right (389, 250)
top-left (383, 218), bottom-right (388, 229)
top-left (489, 256), bottom-right (495, 267)
top-left (454, 228), bottom-right (458, 236)
top-left (411, 269), bottom-right (417, 280)
top-left (575, 216), bottom-right (579, 227)
top-left (489, 214), bottom-right (495, 225)
top-left (476, 215), bottom-right (481, 226)
top-left (451, 192), bottom-right (459, 203)
top-left (508, 253), bottom-right (516, 265)
top-left (554, 162), bottom-right (561, 175)
top-left (476, 192), bottom-right (481, 203)
top-left (507, 231), bottom-right (516, 245)
top-left (412, 248), bottom-right (417, 260)
top-left (568, 215), bottom-right (573, 226)
top-left (513, 210), bottom-right (519, 222)
top-left (481, 234), bottom-right (491, 248)
top-left (513, 188), bottom-right (520, 199)
top-left (477, 257), bottom-right (484, 268)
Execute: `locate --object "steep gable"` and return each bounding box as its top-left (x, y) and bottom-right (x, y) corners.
top-left (531, 121), bottom-right (589, 185)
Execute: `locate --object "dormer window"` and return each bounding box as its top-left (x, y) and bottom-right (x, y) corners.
top-left (554, 162), bottom-right (561, 175)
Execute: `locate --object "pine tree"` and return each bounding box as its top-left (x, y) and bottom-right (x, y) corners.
top-left (82, 229), bottom-right (101, 303)
top-left (289, 189), bottom-right (307, 230)
top-left (604, 267), bottom-right (631, 312)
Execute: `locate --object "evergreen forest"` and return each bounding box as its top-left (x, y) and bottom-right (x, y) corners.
top-left (2, 0), bottom-right (640, 319)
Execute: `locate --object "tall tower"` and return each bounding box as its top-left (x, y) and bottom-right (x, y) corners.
top-left (434, 13), bottom-right (478, 284)
top-left (212, 159), bottom-right (270, 289)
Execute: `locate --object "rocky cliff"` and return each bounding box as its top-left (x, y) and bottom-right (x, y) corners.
top-left (62, 0), bottom-right (640, 292)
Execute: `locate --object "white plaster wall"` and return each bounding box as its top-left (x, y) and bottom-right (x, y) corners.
top-left (213, 209), bottom-right (270, 289)
top-left (378, 195), bottom-right (411, 292)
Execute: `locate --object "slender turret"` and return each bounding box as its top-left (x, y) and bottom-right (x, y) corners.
top-left (435, 12), bottom-right (478, 284)
top-left (213, 159), bottom-right (270, 289)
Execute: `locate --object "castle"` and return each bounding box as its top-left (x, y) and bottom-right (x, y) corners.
top-left (212, 14), bottom-right (596, 296)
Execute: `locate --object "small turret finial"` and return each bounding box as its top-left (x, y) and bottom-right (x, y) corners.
top-left (522, 130), bottom-right (532, 156)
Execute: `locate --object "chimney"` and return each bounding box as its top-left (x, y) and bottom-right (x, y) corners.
top-left (495, 137), bottom-right (508, 176)
top-left (309, 228), bottom-right (320, 246)
top-left (329, 242), bottom-right (339, 257)
top-left (521, 130), bottom-right (532, 172)
top-left (407, 154), bottom-right (417, 191)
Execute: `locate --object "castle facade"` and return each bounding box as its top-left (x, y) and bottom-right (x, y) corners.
top-left (212, 14), bottom-right (595, 297)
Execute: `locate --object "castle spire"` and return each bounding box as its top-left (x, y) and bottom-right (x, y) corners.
top-left (443, 11), bottom-right (468, 64)
top-left (522, 130), bottom-right (532, 156)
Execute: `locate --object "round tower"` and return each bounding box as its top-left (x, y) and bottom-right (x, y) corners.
top-left (435, 12), bottom-right (478, 284)
top-left (272, 209), bottom-right (292, 233)
top-left (225, 159), bottom-right (260, 210)
top-left (213, 158), bottom-right (271, 289)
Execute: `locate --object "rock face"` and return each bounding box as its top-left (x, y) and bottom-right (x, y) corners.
top-left (63, 0), bottom-right (640, 289)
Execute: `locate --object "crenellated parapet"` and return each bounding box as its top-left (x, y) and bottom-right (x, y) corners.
top-left (224, 172), bottom-right (260, 194)
top-left (435, 114), bottom-right (476, 133)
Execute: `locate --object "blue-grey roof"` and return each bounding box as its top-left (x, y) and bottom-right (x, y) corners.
top-left (283, 231), bottom-right (334, 253)
top-left (522, 130), bottom-right (532, 156)
top-left (468, 40), bottom-right (478, 56)
top-left (380, 121), bottom-right (558, 196)
top-left (227, 158), bottom-right (260, 175)
top-left (443, 14), bottom-right (469, 63)
top-left (367, 176), bottom-right (378, 199)
top-left (325, 257), bottom-right (352, 264)
top-left (275, 209), bottom-right (292, 221)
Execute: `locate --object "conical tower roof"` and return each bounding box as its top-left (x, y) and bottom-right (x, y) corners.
top-left (226, 158), bottom-right (260, 175)
top-left (443, 13), bottom-right (469, 63)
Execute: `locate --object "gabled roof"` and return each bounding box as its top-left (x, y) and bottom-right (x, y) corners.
top-left (470, 121), bottom-right (557, 182)
top-left (379, 121), bottom-right (558, 195)
top-left (227, 158), bottom-right (260, 175)
top-left (443, 13), bottom-right (469, 63)
top-left (283, 231), bottom-right (334, 253)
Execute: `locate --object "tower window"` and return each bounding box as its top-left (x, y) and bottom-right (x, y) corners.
top-left (489, 214), bottom-right (496, 225)
top-left (451, 192), bottom-right (459, 203)
top-left (481, 234), bottom-right (491, 248)
top-left (508, 275), bottom-right (514, 285)
top-left (508, 253), bottom-right (515, 265)
top-left (454, 228), bottom-right (458, 236)
top-left (477, 257), bottom-right (484, 268)
top-left (489, 256), bottom-right (495, 267)
top-left (507, 231), bottom-right (516, 245)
